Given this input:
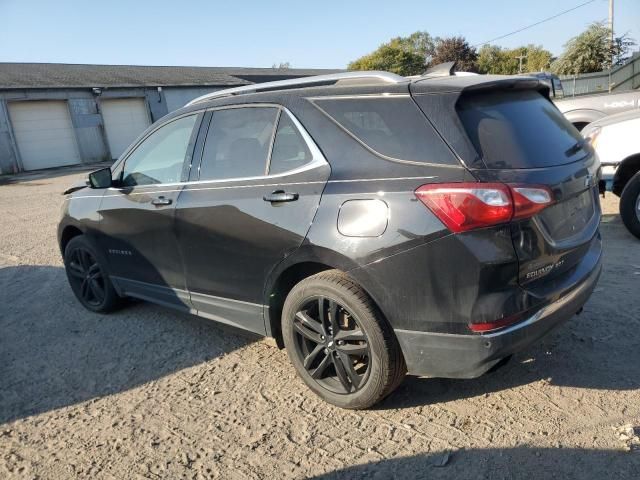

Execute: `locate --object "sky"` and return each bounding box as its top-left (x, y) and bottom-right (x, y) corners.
top-left (0, 0), bottom-right (638, 69)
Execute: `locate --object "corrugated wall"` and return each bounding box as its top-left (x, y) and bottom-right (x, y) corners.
top-left (68, 97), bottom-right (110, 162)
top-left (560, 54), bottom-right (640, 96)
top-left (0, 99), bottom-right (19, 174)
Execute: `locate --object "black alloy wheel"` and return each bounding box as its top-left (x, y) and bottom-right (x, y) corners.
top-left (292, 296), bottom-right (370, 394)
top-left (282, 270), bottom-right (406, 409)
top-left (620, 171), bottom-right (640, 239)
top-left (67, 247), bottom-right (106, 307)
top-left (63, 235), bottom-right (123, 313)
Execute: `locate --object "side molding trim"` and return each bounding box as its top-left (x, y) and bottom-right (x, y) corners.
top-left (110, 276), bottom-right (267, 336)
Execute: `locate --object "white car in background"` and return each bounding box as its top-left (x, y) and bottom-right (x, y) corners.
top-left (583, 110), bottom-right (640, 239)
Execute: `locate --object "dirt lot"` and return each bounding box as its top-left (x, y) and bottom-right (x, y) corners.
top-left (1, 168), bottom-right (639, 479)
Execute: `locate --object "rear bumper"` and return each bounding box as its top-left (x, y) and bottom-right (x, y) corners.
top-left (394, 253), bottom-right (602, 379)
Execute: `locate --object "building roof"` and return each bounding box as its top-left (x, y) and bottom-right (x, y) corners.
top-left (0, 63), bottom-right (342, 90)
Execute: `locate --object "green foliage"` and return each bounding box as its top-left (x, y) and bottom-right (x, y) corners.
top-left (348, 35), bottom-right (427, 76)
top-left (348, 23), bottom-right (636, 77)
top-left (477, 44), bottom-right (553, 74)
top-left (431, 36), bottom-right (478, 72)
top-left (612, 34), bottom-right (637, 65)
top-left (349, 32), bottom-right (482, 75)
top-left (525, 45), bottom-right (554, 72)
top-left (477, 45), bottom-right (518, 74)
top-left (552, 22), bottom-right (636, 75)
top-left (391, 31), bottom-right (436, 61)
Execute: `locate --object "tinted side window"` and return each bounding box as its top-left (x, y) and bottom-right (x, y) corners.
top-left (199, 107), bottom-right (278, 180)
top-left (457, 90), bottom-right (583, 169)
top-left (122, 115), bottom-right (197, 186)
top-left (268, 113), bottom-right (312, 175)
top-left (312, 97), bottom-right (454, 164)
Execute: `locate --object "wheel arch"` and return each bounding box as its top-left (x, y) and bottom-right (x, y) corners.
top-left (612, 153), bottom-right (640, 197)
top-left (265, 261), bottom-right (335, 348)
top-left (59, 224), bottom-right (84, 255)
top-left (264, 246), bottom-right (383, 349)
top-left (562, 109), bottom-right (605, 130)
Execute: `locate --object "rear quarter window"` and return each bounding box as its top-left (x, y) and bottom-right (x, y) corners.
top-left (311, 96), bottom-right (457, 165)
top-left (457, 90), bottom-right (584, 169)
top-left (268, 113), bottom-right (313, 175)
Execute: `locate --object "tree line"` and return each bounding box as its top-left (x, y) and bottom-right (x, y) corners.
top-left (348, 23), bottom-right (636, 76)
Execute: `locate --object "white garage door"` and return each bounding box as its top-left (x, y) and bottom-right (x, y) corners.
top-left (101, 98), bottom-right (151, 159)
top-left (8, 101), bottom-right (80, 171)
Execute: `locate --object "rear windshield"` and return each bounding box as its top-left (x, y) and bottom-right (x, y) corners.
top-left (312, 97), bottom-right (457, 165)
top-left (457, 90), bottom-right (584, 169)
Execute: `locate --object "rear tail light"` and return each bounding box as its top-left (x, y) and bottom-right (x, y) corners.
top-left (510, 186), bottom-right (553, 219)
top-left (415, 182), bottom-right (554, 233)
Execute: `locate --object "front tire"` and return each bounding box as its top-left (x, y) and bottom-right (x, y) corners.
top-left (281, 270), bottom-right (406, 409)
top-left (619, 171), bottom-right (640, 239)
top-left (64, 235), bottom-right (123, 313)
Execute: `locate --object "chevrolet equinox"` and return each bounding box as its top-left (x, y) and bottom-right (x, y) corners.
top-left (58, 68), bottom-right (602, 408)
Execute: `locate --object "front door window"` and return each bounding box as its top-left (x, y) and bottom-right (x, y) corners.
top-left (198, 107), bottom-right (278, 181)
top-left (121, 115), bottom-right (198, 186)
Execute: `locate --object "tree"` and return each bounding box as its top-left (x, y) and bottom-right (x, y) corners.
top-left (477, 45), bottom-right (518, 74)
top-left (612, 34), bottom-right (637, 66)
top-left (391, 31), bottom-right (435, 63)
top-left (348, 35), bottom-right (428, 76)
top-left (271, 62), bottom-right (291, 69)
top-left (551, 22), bottom-right (636, 75)
top-left (477, 44), bottom-right (553, 74)
top-left (524, 45), bottom-right (554, 72)
top-left (431, 36), bottom-right (478, 72)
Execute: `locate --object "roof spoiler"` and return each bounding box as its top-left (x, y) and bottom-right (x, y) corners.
top-left (421, 61), bottom-right (457, 78)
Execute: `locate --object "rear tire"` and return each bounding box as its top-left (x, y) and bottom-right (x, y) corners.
top-left (619, 171), bottom-right (640, 239)
top-left (64, 235), bottom-right (123, 313)
top-left (281, 270), bottom-right (406, 409)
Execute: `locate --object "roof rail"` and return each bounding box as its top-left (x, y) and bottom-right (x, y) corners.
top-left (185, 71), bottom-right (406, 106)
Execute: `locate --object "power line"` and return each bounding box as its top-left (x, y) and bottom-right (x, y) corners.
top-left (473, 0), bottom-right (598, 48)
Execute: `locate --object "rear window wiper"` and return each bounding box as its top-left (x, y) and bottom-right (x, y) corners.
top-left (564, 139), bottom-right (587, 157)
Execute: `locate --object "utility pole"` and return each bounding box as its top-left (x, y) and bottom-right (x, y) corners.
top-left (609, 0), bottom-right (614, 43)
top-left (515, 54), bottom-right (527, 73)
top-left (609, 0), bottom-right (614, 92)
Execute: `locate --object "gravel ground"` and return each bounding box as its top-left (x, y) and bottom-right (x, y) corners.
top-left (1, 168), bottom-right (639, 479)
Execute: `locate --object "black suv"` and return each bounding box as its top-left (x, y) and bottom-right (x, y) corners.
top-left (59, 69), bottom-right (602, 409)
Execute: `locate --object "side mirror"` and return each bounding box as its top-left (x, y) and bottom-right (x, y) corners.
top-left (88, 167), bottom-right (113, 189)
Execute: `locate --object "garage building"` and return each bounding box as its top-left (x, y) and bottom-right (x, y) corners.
top-left (0, 63), bottom-right (338, 174)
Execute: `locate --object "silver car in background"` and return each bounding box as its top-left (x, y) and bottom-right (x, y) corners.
top-left (519, 72), bottom-right (640, 131)
top-left (583, 110), bottom-right (640, 239)
top-left (556, 90), bottom-right (640, 131)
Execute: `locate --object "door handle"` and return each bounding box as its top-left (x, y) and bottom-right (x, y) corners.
top-left (151, 196), bottom-right (173, 206)
top-left (263, 190), bottom-right (299, 203)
